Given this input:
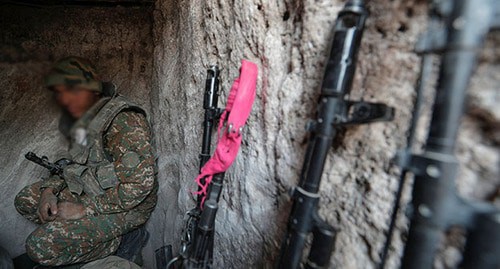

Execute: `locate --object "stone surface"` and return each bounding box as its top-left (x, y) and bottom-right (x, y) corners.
top-left (150, 1), bottom-right (498, 268)
top-left (0, 1), bottom-right (498, 269)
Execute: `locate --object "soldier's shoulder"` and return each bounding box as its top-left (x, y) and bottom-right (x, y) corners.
top-left (112, 109), bottom-right (149, 130)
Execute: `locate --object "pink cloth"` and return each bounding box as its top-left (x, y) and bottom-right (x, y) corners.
top-left (194, 60), bottom-right (258, 206)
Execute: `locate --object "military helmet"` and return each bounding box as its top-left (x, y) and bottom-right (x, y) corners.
top-left (45, 56), bottom-right (102, 92)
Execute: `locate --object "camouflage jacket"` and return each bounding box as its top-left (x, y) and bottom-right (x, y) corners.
top-left (40, 96), bottom-right (158, 216)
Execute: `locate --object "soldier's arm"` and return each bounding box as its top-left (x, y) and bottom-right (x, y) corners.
top-left (40, 175), bottom-right (66, 195)
top-left (81, 110), bottom-right (156, 214)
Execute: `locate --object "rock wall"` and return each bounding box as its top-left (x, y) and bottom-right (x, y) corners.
top-left (150, 0), bottom-right (498, 268)
top-left (0, 1), bottom-right (498, 269)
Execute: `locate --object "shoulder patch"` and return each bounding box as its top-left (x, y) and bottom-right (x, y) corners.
top-left (122, 151), bottom-right (141, 168)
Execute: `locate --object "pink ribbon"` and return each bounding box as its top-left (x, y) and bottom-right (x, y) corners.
top-left (194, 60), bottom-right (258, 206)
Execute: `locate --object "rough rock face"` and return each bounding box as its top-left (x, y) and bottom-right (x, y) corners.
top-left (0, 1), bottom-right (498, 269)
top-left (150, 1), bottom-right (498, 268)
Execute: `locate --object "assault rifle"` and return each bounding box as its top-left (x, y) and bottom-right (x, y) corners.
top-left (380, 0), bottom-right (500, 268)
top-left (276, 1), bottom-right (394, 268)
top-left (156, 66), bottom-right (224, 269)
top-left (180, 65), bottom-right (225, 269)
top-left (24, 151), bottom-right (73, 176)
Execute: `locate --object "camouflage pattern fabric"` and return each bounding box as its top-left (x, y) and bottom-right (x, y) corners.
top-left (14, 110), bottom-right (157, 266)
top-left (45, 57), bottom-right (102, 93)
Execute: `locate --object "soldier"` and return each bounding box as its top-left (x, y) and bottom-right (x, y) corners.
top-left (14, 57), bottom-right (158, 267)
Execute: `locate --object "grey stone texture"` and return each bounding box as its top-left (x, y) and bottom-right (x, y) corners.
top-left (0, 1), bottom-right (498, 269)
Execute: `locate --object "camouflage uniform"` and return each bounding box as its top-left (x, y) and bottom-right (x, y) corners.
top-left (14, 57), bottom-right (158, 266)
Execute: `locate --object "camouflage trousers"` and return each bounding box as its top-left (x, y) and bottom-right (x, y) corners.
top-left (14, 181), bottom-right (146, 266)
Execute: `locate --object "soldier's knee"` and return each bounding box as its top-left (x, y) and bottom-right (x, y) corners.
top-left (14, 185), bottom-right (36, 211)
top-left (14, 190), bottom-right (29, 214)
top-left (26, 228), bottom-right (57, 266)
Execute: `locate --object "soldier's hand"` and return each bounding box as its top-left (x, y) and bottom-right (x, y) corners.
top-left (57, 201), bottom-right (85, 220)
top-left (37, 188), bottom-right (58, 223)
